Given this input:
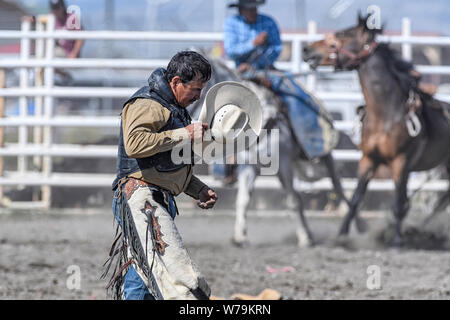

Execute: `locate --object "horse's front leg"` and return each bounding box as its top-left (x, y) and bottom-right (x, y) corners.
top-left (391, 155), bottom-right (410, 247)
top-left (339, 155), bottom-right (378, 236)
top-left (233, 165), bottom-right (257, 246)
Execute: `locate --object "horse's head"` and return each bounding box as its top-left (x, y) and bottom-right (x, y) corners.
top-left (302, 34), bottom-right (340, 69)
top-left (303, 13), bottom-right (382, 71)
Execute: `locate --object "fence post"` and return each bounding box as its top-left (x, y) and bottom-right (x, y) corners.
top-left (291, 37), bottom-right (302, 74)
top-left (0, 69), bottom-right (5, 202)
top-left (306, 20), bottom-right (317, 91)
top-left (19, 19), bottom-right (31, 180)
top-left (401, 17), bottom-right (412, 61)
top-left (42, 14), bottom-right (55, 208)
top-left (34, 16), bottom-right (45, 169)
top-left (34, 16), bottom-right (46, 202)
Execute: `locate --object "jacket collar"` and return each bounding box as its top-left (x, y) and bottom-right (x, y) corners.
top-left (148, 68), bottom-right (179, 107)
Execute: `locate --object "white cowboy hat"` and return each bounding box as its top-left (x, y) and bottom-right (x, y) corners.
top-left (194, 81), bottom-right (262, 159)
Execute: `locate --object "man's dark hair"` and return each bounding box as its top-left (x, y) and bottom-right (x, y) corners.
top-left (166, 51), bottom-right (211, 84)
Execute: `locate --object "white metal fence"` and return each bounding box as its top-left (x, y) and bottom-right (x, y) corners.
top-left (0, 15), bottom-right (448, 208)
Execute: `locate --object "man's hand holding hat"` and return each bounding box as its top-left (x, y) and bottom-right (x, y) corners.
top-left (185, 122), bottom-right (209, 141)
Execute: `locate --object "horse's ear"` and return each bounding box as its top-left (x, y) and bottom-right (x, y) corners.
top-left (369, 21), bottom-right (384, 38)
top-left (357, 10), bottom-right (365, 25)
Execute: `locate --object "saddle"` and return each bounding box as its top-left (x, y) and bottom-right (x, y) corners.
top-left (409, 71), bottom-right (448, 118)
top-left (415, 85), bottom-right (450, 124)
top-left (357, 82), bottom-right (450, 129)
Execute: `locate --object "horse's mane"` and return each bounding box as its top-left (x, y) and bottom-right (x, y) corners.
top-left (375, 44), bottom-right (416, 93)
top-left (375, 43), bottom-right (432, 101)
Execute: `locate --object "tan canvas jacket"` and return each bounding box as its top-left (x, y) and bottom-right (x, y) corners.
top-left (122, 98), bottom-right (207, 199)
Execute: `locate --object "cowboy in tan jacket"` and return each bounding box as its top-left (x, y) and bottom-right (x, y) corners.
top-left (103, 51), bottom-right (217, 300)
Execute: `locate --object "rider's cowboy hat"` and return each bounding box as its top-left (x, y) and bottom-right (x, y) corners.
top-left (228, 0), bottom-right (266, 8)
top-left (195, 81), bottom-right (262, 158)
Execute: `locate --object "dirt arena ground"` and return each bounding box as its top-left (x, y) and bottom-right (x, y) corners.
top-left (1, 208), bottom-right (449, 300)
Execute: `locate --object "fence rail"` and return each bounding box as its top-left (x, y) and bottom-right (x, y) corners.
top-left (0, 16), bottom-right (449, 209)
top-left (1, 29), bottom-right (450, 44)
top-left (1, 87), bottom-right (450, 102)
top-left (0, 172), bottom-right (447, 193)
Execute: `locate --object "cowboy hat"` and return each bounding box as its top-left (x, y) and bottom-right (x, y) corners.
top-left (194, 81), bottom-right (262, 159)
top-left (228, 0), bottom-right (266, 8)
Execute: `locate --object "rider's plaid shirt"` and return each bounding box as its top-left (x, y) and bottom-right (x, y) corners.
top-left (224, 14), bottom-right (283, 70)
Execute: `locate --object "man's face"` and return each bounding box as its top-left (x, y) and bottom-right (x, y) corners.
top-left (170, 76), bottom-right (207, 108)
top-left (239, 7), bottom-right (258, 24)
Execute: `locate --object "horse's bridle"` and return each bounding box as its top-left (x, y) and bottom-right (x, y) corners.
top-left (330, 40), bottom-right (378, 69)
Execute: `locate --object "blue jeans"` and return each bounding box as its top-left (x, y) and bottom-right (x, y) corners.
top-left (268, 72), bottom-right (325, 158)
top-left (242, 69), bottom-right (326, 158)
top-left (123, 265), bottom-right (154, 300)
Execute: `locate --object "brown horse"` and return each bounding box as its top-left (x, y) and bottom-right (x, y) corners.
top-left (303, 14), bottom-right (450, 246)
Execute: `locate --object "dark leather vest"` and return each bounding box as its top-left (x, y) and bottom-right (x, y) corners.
top-left (112, 68), bottom-right (192, 190)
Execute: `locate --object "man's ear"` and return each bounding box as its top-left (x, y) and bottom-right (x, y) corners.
top-left (170, 76), bottom-right (181, 91)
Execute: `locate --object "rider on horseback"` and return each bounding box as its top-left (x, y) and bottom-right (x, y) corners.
top-left (224, 0), bottom-right (338, 161)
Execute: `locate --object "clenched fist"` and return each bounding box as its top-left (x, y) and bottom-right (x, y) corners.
top-left (197, 187), bottom-right (218, 209)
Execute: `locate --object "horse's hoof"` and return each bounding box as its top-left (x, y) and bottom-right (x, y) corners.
top-left (296, 232), bottom-right (314, 248)
top-left (231, 238), bottom-right (249, 248)
top-left (337, 228), bottom-right (350, 238)
top-left (335, 234), bottom-right (349, 243)
top-left (392, 236), bottom-right (405, 249)
top-left (333, 234), bottom-right (355, 250)
top-left (355, 217), bottom-right (369, 234)
top-left (297, 238), bottom-right (313, 248)
top-left (338, 223), bottom-right (351, 237)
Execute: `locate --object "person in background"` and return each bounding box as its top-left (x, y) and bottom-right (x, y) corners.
top-left (224, 0), bottom-right (282, 75)
top-left (224, 0), bottom-right (334, 160)
top-left (50, 0), bottom-right (84, 59)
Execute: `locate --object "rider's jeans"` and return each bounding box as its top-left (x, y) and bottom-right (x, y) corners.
top-left (123, 265), bottom-right (154, 300)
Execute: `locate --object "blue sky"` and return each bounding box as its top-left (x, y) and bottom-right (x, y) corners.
top-left (11, 0), bottom-right (450, 58)
top-left (14, 0), bottom-right (450, 35)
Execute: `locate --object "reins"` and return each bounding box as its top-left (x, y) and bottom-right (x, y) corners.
top-left (335, 41), bottom-right (379, 69)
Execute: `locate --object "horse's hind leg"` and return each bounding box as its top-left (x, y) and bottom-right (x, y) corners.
top-left (320, 153), bottom-right (348, 204)
top-left (292, 190), bottom-right (315, 246)
top-left (339, 156), bottom-right (377, 236)
top-left (278, 157), bottom-right (314, 247)
top-left (233, 165), bottom-right (257, 246)
top-left (284, 183), bottom-right (314, 247)
top-left (423, 160), bottom-right (450, 226)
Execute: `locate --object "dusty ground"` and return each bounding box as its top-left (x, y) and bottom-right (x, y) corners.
top-left (0, 209), bottom-right (449, 300)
